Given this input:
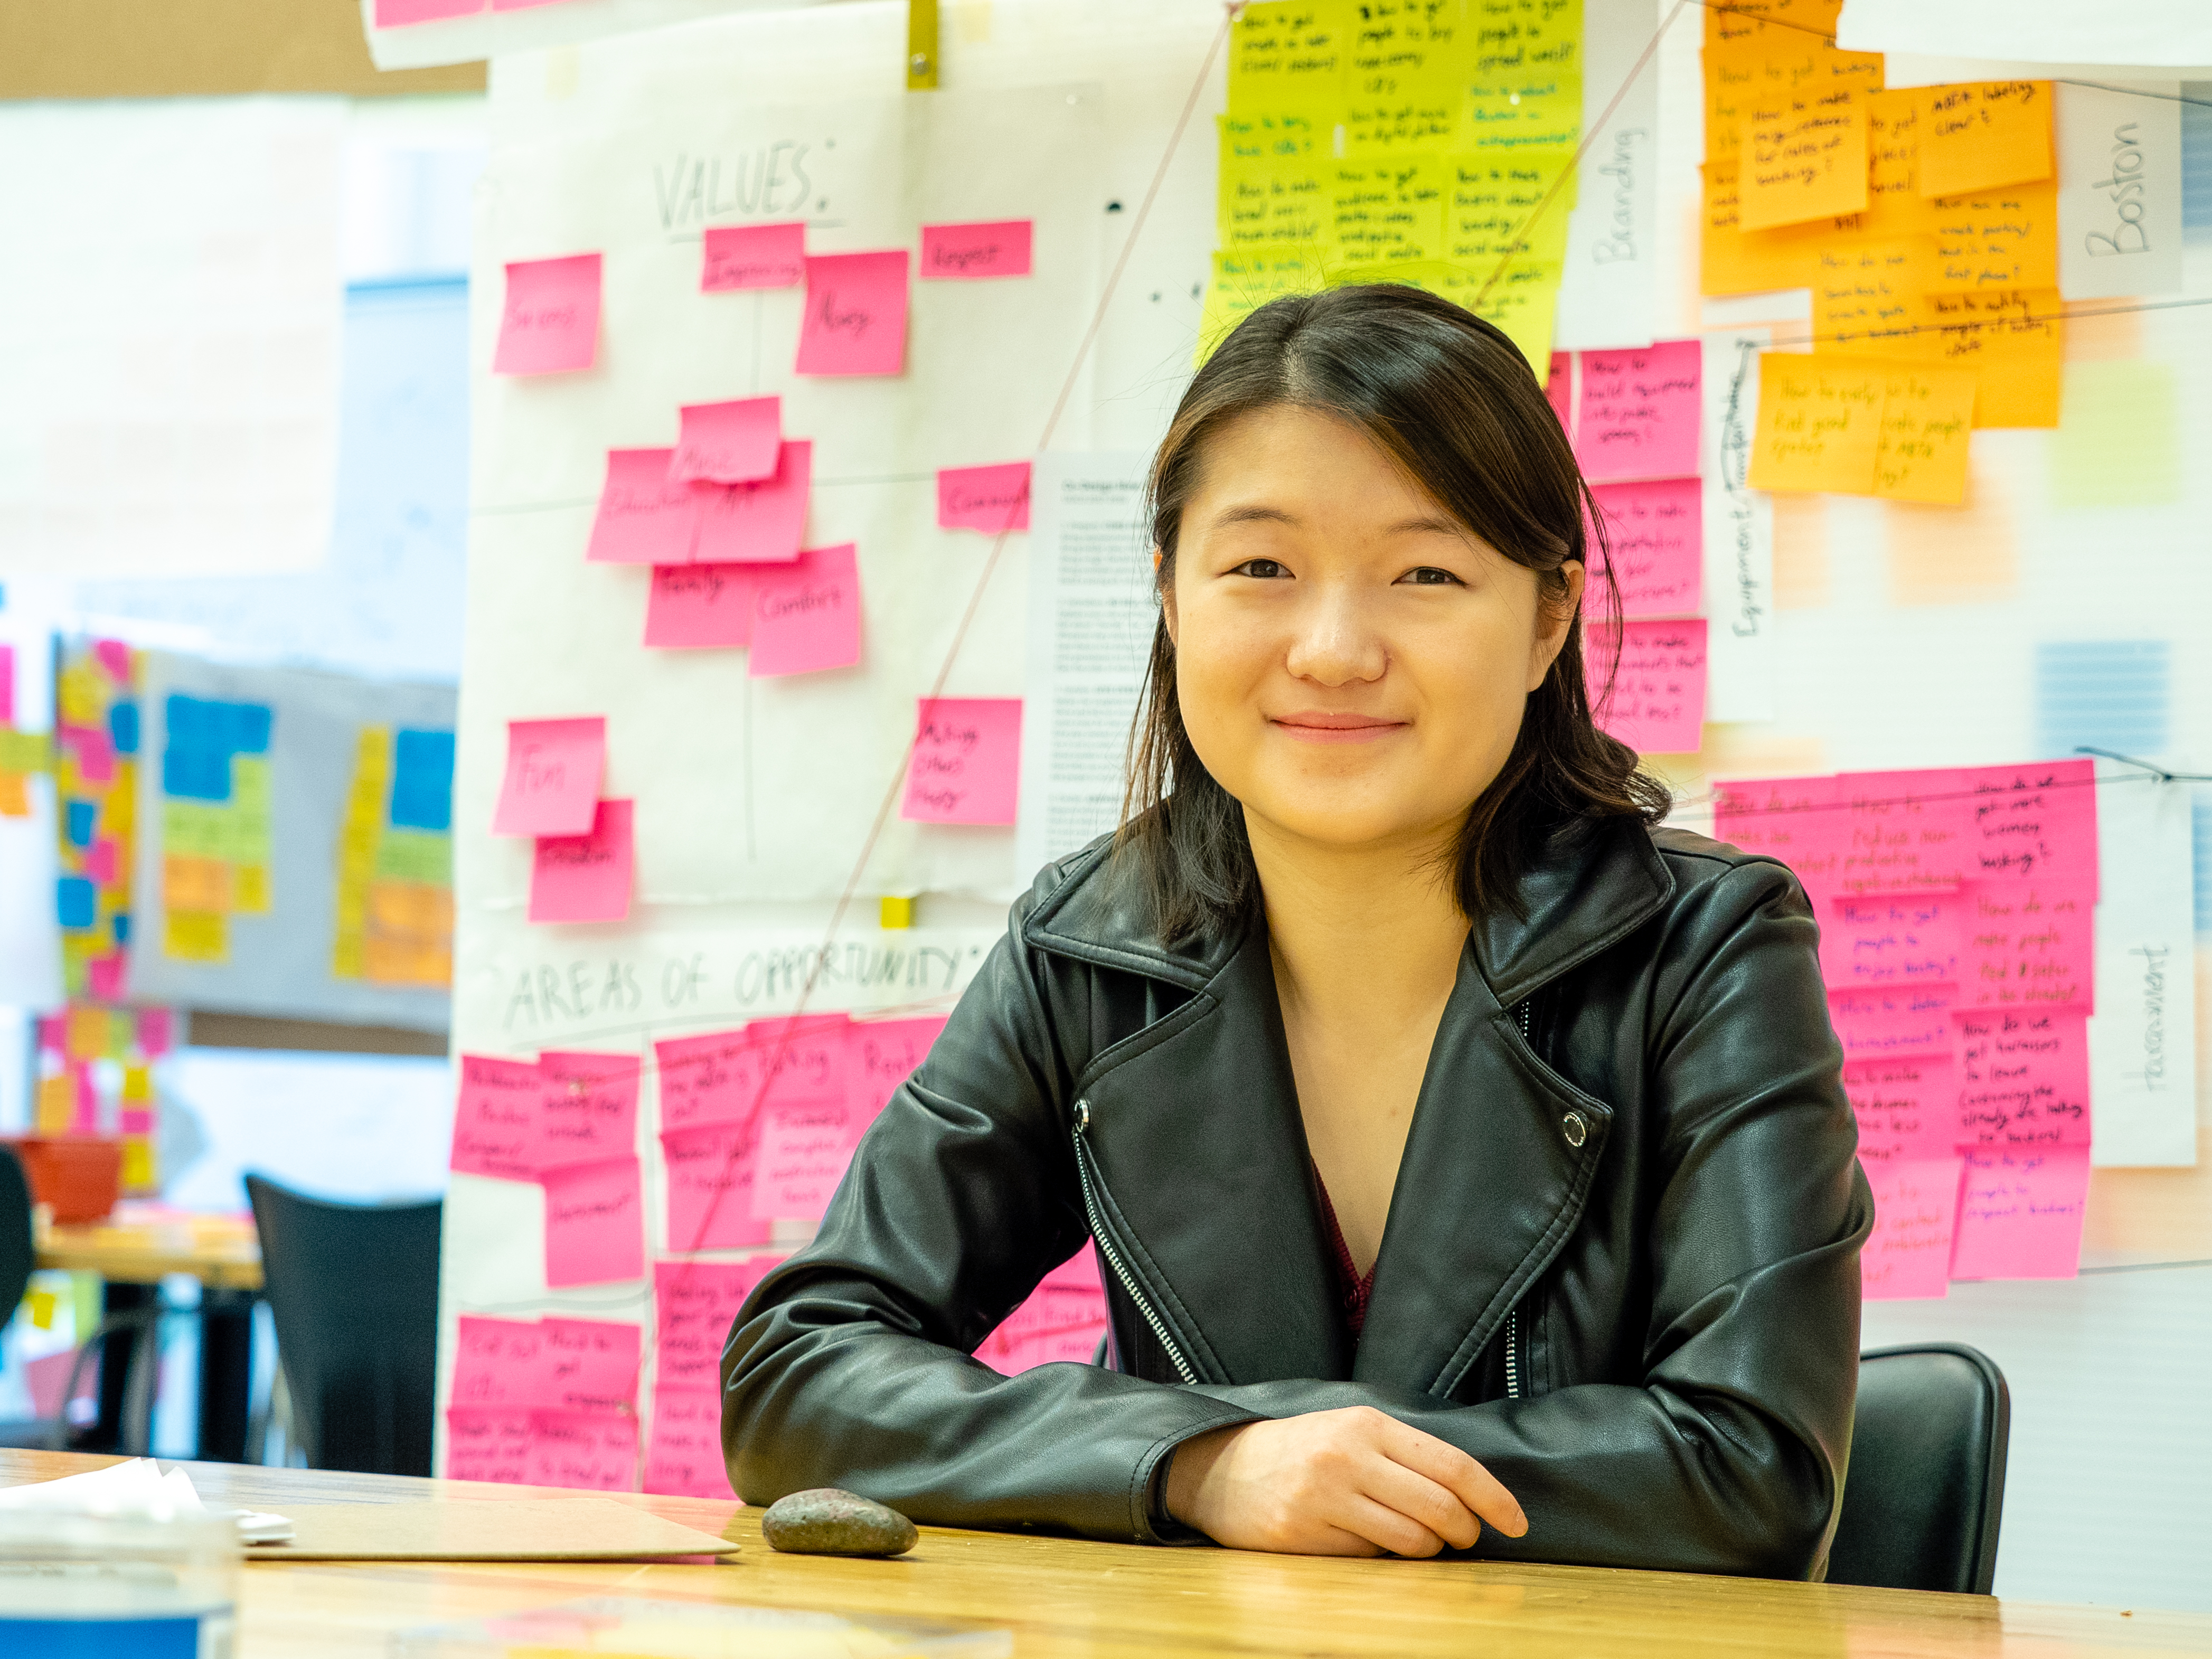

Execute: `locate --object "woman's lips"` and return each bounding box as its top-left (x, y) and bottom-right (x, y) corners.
top-left (1269, 712), bottom-right (1408, 744)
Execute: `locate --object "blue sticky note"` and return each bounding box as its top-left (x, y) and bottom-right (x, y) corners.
top-left (390, 728), bottom-right (456, 832)
top-left (2033, 640), bottom-right (2170, 761)
top-left (57, 876), bottom-right (96, 931)
top-left (63, 800), bottom-right (96, 849)
top-left (112, 912), bottom-right (130, 945)
top-left (230, 702), bottom-right (273, 755)
top-left (163, 748), bottom-right (233, 802)
top-left (109, 700), bottom-right (140, 755)
top-left (166, 694), bottom-right (214, 748)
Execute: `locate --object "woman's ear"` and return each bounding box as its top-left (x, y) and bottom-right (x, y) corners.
top-left (1156, 549), bottom-right (1179, 648)
top-left (1527, 559), bottom-right (1584, 692)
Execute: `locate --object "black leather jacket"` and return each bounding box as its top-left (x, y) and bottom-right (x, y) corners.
top-left (722, 816), bottom-right (1871, 1578)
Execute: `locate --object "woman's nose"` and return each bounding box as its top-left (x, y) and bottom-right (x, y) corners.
top-left (1282, 583), bottom-right (1387, 687)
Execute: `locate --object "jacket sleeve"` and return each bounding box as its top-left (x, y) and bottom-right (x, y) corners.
top-left (718, 885), bottom-right (1262, 1542)
top-left (1179, 855), bottom-right (1872, 1579)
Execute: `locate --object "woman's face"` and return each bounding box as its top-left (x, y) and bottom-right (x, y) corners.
top-left (1167, 403), bottom-right (1582, 860)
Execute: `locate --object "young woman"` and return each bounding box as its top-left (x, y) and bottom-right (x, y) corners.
top-left (722, 285), bottom-right (1869, 1577)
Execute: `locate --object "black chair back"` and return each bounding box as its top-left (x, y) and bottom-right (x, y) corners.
top-left (1829, 1342), bottom-right (2010, 1594)
top-left (246, 1174), bottom-right (441, 1476)
top-left (0, 1146), bottom-right (33, 1322)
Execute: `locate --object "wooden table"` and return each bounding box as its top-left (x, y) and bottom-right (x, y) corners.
top-left (2, 1451), bottom-right (2204, 1657)
top-left (35, 1209), bottom-right (264, 1292)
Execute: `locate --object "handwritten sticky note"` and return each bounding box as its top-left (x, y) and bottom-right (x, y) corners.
top-left (1574, 342), bottom-right (1700, 483)
top-left (1845, 1057), bottom-right (1961, 1164)
top-left (443, 1407), bottom-right (533, 1484)
top-left (450, 1054), bottom-right (543, 1180)
top-left (1218, 156), bottom-right (1330, 249)
top-left (585, 449), bottom-right (695, 565)
top-left (846, 1016), bottom-right (947, 1127)
top-left (1929, 181), bottom-right (2059, 292)
top-left (1861, 1156), bottom-right (1962, 1301)
top-left (749, 543), bottom-right (861, 677)
top-left (937, 462), bottom-right (1032, 534)
top-left (1949, 1145), bottom-right (2088, 1280)
top-left (670, 397), bottom-right (781, 486)
top-left (1829, 984), bottom-right (1957, 1062)
top-left (1956, 1008), bottom-right (2091, 1147)
top-left (1957, 759), bottom-right (2097, 886)
top-left (1919, 82), bottom-right (2053, 199)
top-left (660, 1121), bottom-right (773, 1251)
top-left (526, 1408), bottom-right (637, 1492)
top-left (655, 1259), bottom-right (784, 1392)
top-left (536, 1050), bottom-right (641, 1171)
top-left (540, 1157), bottom-right (643, 1287)
top-left (1741, 86), bottom-right (1868, 231)
top-left (540, 1317), bottom-right (640, 1413)
top-left (920, 220), bottom-right (1033, 279)
top-left (644, 1390), bottom-right (729, 1498)
top-left (690, 439), bottom-right (810, 565)
top-left (493, 253), bottom-right (601, 376)
top-left (1329, 157), bottom-right (1448, 267)
top-left (1922, 290), bottom-right (2062, 429)
top-left (1226, 0), bottom-right (1347, 119)
top-left (751, 1100), bottom-right (854, 1222)
top-left (1747, 354), bottom-right (1885, 494)
top-left (493, 717), bottom-right (604, 837)
top-left (1823, 894), bottom-right (1961, 993)
top-left (529, 798), bottom-right (633, 925)
top-left (1543, 353), bottom-right (1572, 432)
top-left (655, 1029), bottom-right (771, 1133)
top-left (746, 1014), bottom-right (851, 1109)
top-left (451, 1316), bottom-right (548, 1407)
top-left (1871, 362), bottom-right (1977, 506)
top-left (702, 221), bottom-right (805, 291)
top-left (1585, 619), bottom-right (1706, 755)
top-left (796, 251), bottom-right (910, 377)
top-left (1959, 878), bottom-right (2094, 1011)
top-left (645, 564), bottom-right (756, 649)
top-left (902, 698), bottom-right (1021, 825)
top-left (1813, 240), bottom-right (1939, 356)
top-left (1589, 479), bottom-right (1701, 618)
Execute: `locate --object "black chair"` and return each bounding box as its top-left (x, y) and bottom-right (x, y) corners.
top-left (245, 1174), bottom-right (441, 1476)
top-left (1829, 1342), bottom-right (2010, 1594)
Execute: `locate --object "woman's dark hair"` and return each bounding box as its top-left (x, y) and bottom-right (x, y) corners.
top-left (1116, 282), bottom-right (1669, 942)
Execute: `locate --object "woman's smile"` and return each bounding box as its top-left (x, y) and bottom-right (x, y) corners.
top-left (1268, 710), bottom-right (1409, 743)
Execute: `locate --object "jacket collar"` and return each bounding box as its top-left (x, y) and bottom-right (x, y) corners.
top-left (1023, 815), bottom-right (1674, 1006)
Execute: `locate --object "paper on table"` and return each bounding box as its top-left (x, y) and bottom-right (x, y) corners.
top-left (795, 251), bottom-right (910, 376)
top-left (1585, 619), bottom-right (1706, 755)
top-left (540, 1156), bottom-right (644, 1287)
top-left (937, 462), bottom-right (1032, 534)
top-left (701, 221), bottom-right (806, 291)
top-left (0, 1456), bottom-right (205, 1519)
top-left (1861, 1156), bottom-right (1963, 1300)
top-left (1829, 984), bottom-right (1957, 1061)
top-left (901, 698), bottom-right (1021, 825)
top-left (1958, 876), bottom-right (2094, 1011)
top-left (1919, 82), bottom-right (2053, 198)
top-left (529, 799), bottom-right (633, 925)
top-left (1589, 478), bottom-right (1701, 618)
top-left (1845, 1056), bottom-right (1961, 1163)
top-left (536, 1049), bottom-right (641, 1170)
top-left (644, 564), bottom-right (756, 649)
top-left (660, 1120), bottom-right (773, 1251)
top-left (669, 397), bottom-right (781, 486)
top-left (1950, 1145), bottom-right (2089, 1279)
top-left (1821, 894), bottom-right (1961, 992)
top-left (493, 718), bottom-right (605, 837)
top-left (528, 1409), bottom-right (639, 1492)
top-left (644, 1389), bottom-right (729, 1498)
top-left (690, 440), bottom-right (810, 565)
top-left (654, 1258), bottom-right (785, 1392)
top-left (1956, 1007), bottom-right (2091, 1147)
top-left (449, 1054), bottom-right (544, 1180)
top-left (1574, 341), bottom-right (1700, 483)
top-left (920, 220), bottom-right (1033, 279)
top-left (748, 544), bottom-right (861, 677)
top-left (493, 254), bottom-right (601, 376)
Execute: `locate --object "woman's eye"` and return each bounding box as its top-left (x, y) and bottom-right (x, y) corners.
top-left (1398, 565), bottom-right (1464, 586)
top-left (1231, 558), bottom-right (1291, 579)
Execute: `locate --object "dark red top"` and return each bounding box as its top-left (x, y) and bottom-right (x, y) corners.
top-left (1313, 1165), bottom-right (1377, 1340)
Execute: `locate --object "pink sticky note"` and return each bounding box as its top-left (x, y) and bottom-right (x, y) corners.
top-left (1821, 893), bottom-right (1961, 993)
top-left (529, 798), bottom-right (634, 925)
top-left (84, 837), bottom-right (119, 885)
top-left (743, 1013), bottom-right (851, 1111)
top-left (670, 397), bottom-right (782, 486)
top-left (1861, 1156), bottom-right (1962, 1300)
top-left (846, 1016), bottom-right (948, 1129)
top-left (1585, 618), bottom-right (1706, 754)
top-left (645, 563), bottom-right (757, 649)
top-left (644, 1389), bottom-right (730, 1498)
top-left (751, 1100), bottom-right (856, 1222)
top-left (1714, 772), bottom-right (1858, 900)
top-left (493, 717), bottom-right (605, 837)
top-left (654, 1029), bottom-right (775, 1133)
top-left (92, 639), bottom-right (131, 684)
top-left (443, 1407), bottom-right (533, 1484)
top-left (654, 1258), bottom-right (784, 1392)
top-left (376, 0), bottom-right (483, 24)
top-left (1844, 1056), bottom-right (1960, 1164)
top-left (702, 222), bottom-right (806, 291)
top-left (660, 1121), bottom-right (773, 1251)
top-left (541, 1156), bottom-right (644, 1287)
top-left (450, 1054), bottom-right (543, 1180)
top-left (691, 439), bottom-right (810, 565)
top-left (1950, 1146), bottom-right (2089, 1280)
top-left (35, 1015), bottom-right (64, 1058)
top-left (1829, 984), bottom-right (1957, 1061)
top-left (1957, 759), bottom-right (2099, 890)
top-left (136, 1009), bottom-right (172, 1057)
top-left (0, 643), bottom-right (14, 724)
top-left (586, 449), bottom-right (695, 565)
top-left (1955, 1008), bottom-right (2091, 1148)
top-left (540, 1317), bottom-right (641, 1413)
top-left (1543, 352), bottom-right (1573, 433)
top-left (976, 1247), bottom-right (1111, 1373)
top-left (937, 461), bottom-right (1032, 533)
top-left (796, 251), bottom-right (910, 376)
top-left (1957, 877), bottom-right (2095, 1011)
top-left (1825, 767), bottom-right (1976, 898)
top-left (492, 0), bottom-right (566, 11)
top-left (493, 253), bottom-right (601, 376)
top-left (536, 1050), bottom-right (641, 1171)
top-left (749, 543), bottom-right (862, 677)
top-left (120, 1108), bottom-right (153, 1137)
top-left (526, 1408), bottom-right (638, 1492)
top-left (451, 1316), bottom-right (550, 1408)
top-left (902, 697), bottom-right (1021, 825)
top-left (1574, 340), bottom-right (1701, 482)
top-left (919, 219), bottom-right (1033, 279)
top-left (87, 954), bottom-right (126, 1002)
top-left (1589, 478), bottom-right (1701, 618)
top-left (69, 724), bottom-right (115, 785)
top-left (72, 1066), bottom-right (96, 1133)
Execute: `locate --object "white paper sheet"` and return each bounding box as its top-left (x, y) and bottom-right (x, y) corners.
top-left (1699, 331), bottom-right (1775, 724)
top-left (1835, 1), bottom-right (2212, 68)
top-left (1555, 0), bottom-right (1663, 352)
top-left (2056, 82), bottom-right (2185, 302)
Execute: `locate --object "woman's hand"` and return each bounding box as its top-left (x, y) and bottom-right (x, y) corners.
top-left (1162, 1406), bottom-right (1528, 1557)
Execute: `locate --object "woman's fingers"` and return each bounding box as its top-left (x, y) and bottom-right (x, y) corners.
top-left (1338, 1492), bottom-right (1452, 1558)
top-left (1379, 1417), bottom-right (1529, 1539)
top-left (1357, 1454), bottom-right (1485, 1552)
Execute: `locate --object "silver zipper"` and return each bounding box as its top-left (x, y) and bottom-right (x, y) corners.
top-left (1505, 999), bottom-right (1532, 1401)
top-left (1071, 1098), bottom-right (1198, 1385)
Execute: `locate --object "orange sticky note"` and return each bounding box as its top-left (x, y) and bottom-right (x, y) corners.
top-left (1928, 181), bottom-right (2058, 293)
top-left (1871, 361), bottom-right (1978, 506)
top-left (1740, 86), bottom-right (1868, 231)
top-left (1918, 289), bottom-right (2062, 429)
top-left (1700, 161), bottom-right (1830, 297)
top-left (1747, 353), bottom-right (1886, 495)
top-left (1918, 82), bottom-right (2053, 200)
top-left (1812, 239), bottom-right (1938, 355)
top-left (1862, 90), bottom-right (1942, 237)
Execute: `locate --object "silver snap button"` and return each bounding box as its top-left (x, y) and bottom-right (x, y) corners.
top-left (1561, 1110), bottom-right (1587, 1148)
top-left (1074, 1098), bottom-right (1090, 1132)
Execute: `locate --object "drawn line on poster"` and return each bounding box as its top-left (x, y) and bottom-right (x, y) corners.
top-left (1681, 753), bottom-right (2204, 818)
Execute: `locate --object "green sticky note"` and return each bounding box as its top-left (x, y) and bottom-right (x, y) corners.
top-left (375, 830), bottom-right (453, 885)
top-left (230, 757), bottom-right (271, 813)
top-left (230, 807), bottom-right (272, 866)
top-left (162, 800), bottom-right (230, 861)
top-left (2049, 360), bottom-right (2180, 508)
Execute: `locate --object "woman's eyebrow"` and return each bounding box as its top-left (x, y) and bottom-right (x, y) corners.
top-left (1208, 503), bottom-right (1301, 530)
top-left (1387, 514), bottom-right (1463, 537)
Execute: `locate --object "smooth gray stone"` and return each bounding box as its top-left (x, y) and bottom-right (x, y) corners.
top-left (760, 1488), bottom-right (918, 1557)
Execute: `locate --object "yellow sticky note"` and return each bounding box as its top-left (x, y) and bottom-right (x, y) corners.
top-left (57, 662), bottom-right (101, 725)
top-left (27, 1289), bottom-right (55, 1330)
top-left (1228, 0), bottom-right (1349, 120)
top-left (165, 909), bottom-right (229, 964)
top-left (36, 1074), bottom-right (73, 1133)
top-left (1344, 92), bottom-right (1458, 156)
top-left (1871, 361), bottom-right (1978, 505)
top-left (1445, 150), bottom-right (1573, 272)
top-left (122, 1062), bottom-right (152, 1103)
top-left (1465, 0), bottom-right (1583, 151)
top-left (2049, 359), bottom-right (2180, 508)
top-left (232, 862), bottom-right (271, 915)
top-left (1219, 110), bottom-right (1325, 166)
top-left (1220, 155), bottom-right (1331, 250)
top-left (120, 1138), bottom-right (158, 1191)
top-left (1199, 246), bottom-right (1319, 364)
top-left (1740, 86), bottom-right (1868, 231)
top-left (332, 933), bottom-right (365, 981)
top-left (1439, 266), bottom-right (1560, 374)
top-left (66, 1005), bottom-right (107, 1060)
top-left (1919, 289), bottom-right (2063, 428)
top-left (1331, 156), bottom-right (1447, 267)
top-left (1929, 180), bottom-right (2059, 291)
top-left (1747, 353), bottom-right (1886, 494)
top-left (0, 771), bottom-right (27, 818)
top-left (1919, 81), bottom-right (2053, 199)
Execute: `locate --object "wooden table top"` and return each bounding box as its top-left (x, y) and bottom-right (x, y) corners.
top-left (1, 1450), bottom-right (2201, 1657)
top-left (34, 1208), bottom-right (263, 1290)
